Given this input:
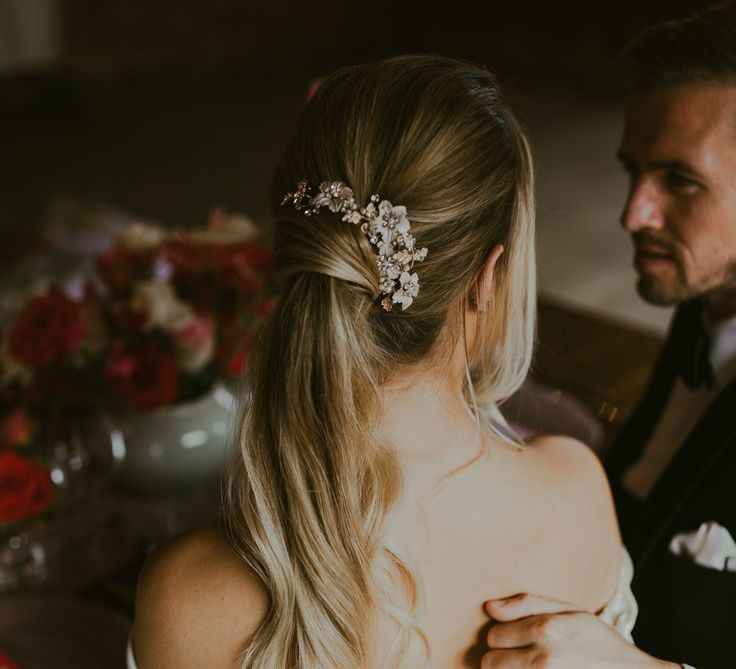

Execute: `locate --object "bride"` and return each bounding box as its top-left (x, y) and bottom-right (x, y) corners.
top-left (129, 54), bottom-right (635, 668)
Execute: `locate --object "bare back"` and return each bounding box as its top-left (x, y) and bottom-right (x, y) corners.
top-left (132, 434), bottom-right (621, 669)
top-left (401, 433), bottom-right (621, 668)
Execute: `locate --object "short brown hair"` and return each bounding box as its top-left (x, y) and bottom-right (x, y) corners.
top-left (620, 2), bottom-right (736, 90)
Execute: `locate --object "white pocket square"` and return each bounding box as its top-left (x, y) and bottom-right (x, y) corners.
top-left (669, 521), bottom-right (736, 572)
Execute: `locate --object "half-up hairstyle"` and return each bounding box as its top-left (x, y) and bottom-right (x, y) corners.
top-left (224, 54), bottom-right (536, 668)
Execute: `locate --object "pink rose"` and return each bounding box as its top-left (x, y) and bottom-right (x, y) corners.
top-left (175, 316), bottom-right (215, 372)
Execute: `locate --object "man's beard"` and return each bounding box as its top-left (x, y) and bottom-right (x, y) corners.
top-left (633, 232), bottom-right (736, 306)
top-left (633, 231), bottom-right (688, 305)
top-left (636, 273), bottom-right (690, 305)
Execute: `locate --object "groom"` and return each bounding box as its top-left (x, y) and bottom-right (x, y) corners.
top-left (483, 4), bottom-right (736, 669)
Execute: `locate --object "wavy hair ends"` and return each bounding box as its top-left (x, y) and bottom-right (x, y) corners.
top-left (224, 54), bottom-right (536, 668)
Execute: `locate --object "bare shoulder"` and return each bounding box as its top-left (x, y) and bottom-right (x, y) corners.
top-left (526, 433), bottom-right (610, 490)
top-left (132, 524), bottom-right (269, 669)
top-left (524, 434), bottom-right (623, 611)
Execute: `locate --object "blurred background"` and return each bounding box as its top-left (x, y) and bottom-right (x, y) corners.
top-left (1, 0), bottom-right (718, 334)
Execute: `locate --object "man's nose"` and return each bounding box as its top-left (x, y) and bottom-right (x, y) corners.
top-left (620, 180), bottom-right (664, 232)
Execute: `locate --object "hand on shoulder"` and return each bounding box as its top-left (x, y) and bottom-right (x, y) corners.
top-left (132, 525), bottom-right (268, 669)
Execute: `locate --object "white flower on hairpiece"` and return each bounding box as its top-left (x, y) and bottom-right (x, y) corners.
top-left (342, 210), bottom-right (363, 225)
top-left (392, 249), bottom-right (412, 266)
top-left (363, 201), bottom-right (378, 220)
top-left (368, 216), bottom-right (387, 239)
top-left (378, 201), bottom-right (411, 235)
top-left (379, 276), bottom-right (395, 293)
top-left (378, 239), bottom-right (394, 258)
top-left (313, 181), bottom-right (355, 213)
top-left (392, 271), bottom-right (420, 310)
top-left (378, 255), bottom-right (401, 282)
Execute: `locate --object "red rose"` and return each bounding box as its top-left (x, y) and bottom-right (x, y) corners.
top-left (160, 240), bottom-right (211, 275)
top-left (8, 287), bottom-right (86, 368)
top-left (0, 449), bottom-right (54, 524)
top-left (214, 242), bottom-right (274, 295)
top-left (105, 340), bottom-right (179, 412)
top-left (162, 239), bottom-right (273, 296)
top-left (216, 326), bottom-right (253, 376)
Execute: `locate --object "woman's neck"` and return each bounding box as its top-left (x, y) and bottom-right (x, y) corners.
top-left (378, 372), bottom-right (482, 461)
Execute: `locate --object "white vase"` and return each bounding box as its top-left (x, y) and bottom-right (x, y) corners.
top-left (108, 381), bottom-right (240, 495)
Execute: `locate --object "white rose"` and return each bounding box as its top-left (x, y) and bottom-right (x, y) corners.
top-left (131, 281), bottom-right (194, 333)
top-left (184, 210), bottom-right (258, 244)
top-left (118, 221), bottom-right (166, 250)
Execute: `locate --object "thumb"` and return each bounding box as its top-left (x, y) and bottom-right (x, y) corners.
top-left (484, 593), bottom-right (578, 621)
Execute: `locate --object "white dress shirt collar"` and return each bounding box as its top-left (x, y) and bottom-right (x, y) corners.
top-left (706, 311), bottom-right (736, 387)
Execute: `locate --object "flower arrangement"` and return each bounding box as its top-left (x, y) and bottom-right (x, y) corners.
top-left (0, 207), bottom-right (274, 524)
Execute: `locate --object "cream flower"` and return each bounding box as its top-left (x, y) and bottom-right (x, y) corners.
top-left (379, 276), bottom-right (395, 294)
top-left (131, 281), bottom-right (194, 333)
top-left (312, 181), bottom-right (355, 213)
top-left (378, 201), bottom-right (410, 235)
top-left (392, 272), bottom-right (420, 310)
top-left (341, 210), bottom-right (363, 225)
top-left (186, 210), bottom-right (259, 244)
top-left (414, 247), bottom-right (429, 262)
top-left (378, 255), bottom-right (401, 281)
top-left (118, 221), bottom-right (166, 250)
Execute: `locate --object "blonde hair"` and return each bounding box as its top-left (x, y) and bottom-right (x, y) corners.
top-left (223, 54), bottom-right (536, 668)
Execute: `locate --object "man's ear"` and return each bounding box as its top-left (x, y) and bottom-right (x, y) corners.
top-left (473, 244), bottom-right (504, 312)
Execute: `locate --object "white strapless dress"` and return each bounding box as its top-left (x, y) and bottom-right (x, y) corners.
top-left (126, 547), bottom-right (638, 668)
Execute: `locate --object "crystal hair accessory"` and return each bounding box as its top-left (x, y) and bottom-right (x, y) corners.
top-left (281, 180), bottom-right (429, 311)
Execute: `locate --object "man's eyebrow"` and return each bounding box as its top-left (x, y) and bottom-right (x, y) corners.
top-left (615, 151), bottom-right (705, 179)
top-left (648, 159), bottom-right (705, 178)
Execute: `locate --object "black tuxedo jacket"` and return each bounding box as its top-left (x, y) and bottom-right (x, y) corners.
top-left (606, 300), bottom-right (736, 669)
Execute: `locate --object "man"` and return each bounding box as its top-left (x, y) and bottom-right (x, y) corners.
top-left (482, 4), bottom-right (736, 669)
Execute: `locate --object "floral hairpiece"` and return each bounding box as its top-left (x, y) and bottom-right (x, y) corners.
top-left (281, 180), bottom-right (428, 311)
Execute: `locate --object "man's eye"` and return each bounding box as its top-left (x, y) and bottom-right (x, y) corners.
top-left (664, 172), bottom-right (699, 192)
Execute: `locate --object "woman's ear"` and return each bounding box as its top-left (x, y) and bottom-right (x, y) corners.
top-left (476, 244), bottom-right (504, 312)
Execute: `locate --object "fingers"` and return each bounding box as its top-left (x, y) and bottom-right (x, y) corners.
top-left (486, 615), bottom-right (552, 649)
top-left (481, 647), bottom-right (543, 669)
top-left (485, 593), bottom-right (576, 622)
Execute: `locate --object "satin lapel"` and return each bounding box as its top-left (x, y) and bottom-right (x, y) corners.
top-left (635, 376), bottom-right (736, 570)
top-left (605, 305), bottom-right (688, 480)
top-left (605, 352), bottom-right (676, 479)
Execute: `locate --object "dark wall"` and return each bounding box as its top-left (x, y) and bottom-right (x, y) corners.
top-left (57, 0), bottom-right (720, 87)
top-left (0, 0), bottom-right (722, 259)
